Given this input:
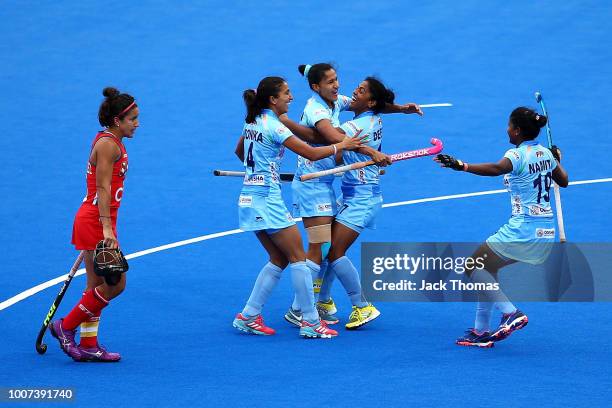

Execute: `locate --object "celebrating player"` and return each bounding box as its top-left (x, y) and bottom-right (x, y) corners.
top-left (50, 87), bottom-right (138, 361)
top-left (232, 76), bottom-right (363, 339)
top-left (281, 63), bottom-right (422, 326)
top-left (436, 107), bottom-right (568, 347)
top-left (320, 77), bottom-right (397, 329)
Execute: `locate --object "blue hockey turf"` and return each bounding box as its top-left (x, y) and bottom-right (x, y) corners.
top-left (1, 1), bottom-right (611, 406)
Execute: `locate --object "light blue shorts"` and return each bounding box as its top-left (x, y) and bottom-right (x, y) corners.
top-left (335, 184), bottom-right (382, 233)
top-left (238, 187), bottom-right (295, 232)
top-left (486, 217), bottom-right (555, 265)
top-left (291, 179), bottom-right (337, 218)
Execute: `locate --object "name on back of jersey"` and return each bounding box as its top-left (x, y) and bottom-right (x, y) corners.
top-left (528, 159), bottom-right (553, 174)
top-left (244, 128), bottom-right (263, 142)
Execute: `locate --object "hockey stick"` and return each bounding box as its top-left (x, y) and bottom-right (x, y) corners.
top-left (300, 138), bottom-right (443, 181)
top-left (213, 170), bottom-right (295, 181)
top-left (535, 91), bottom-right (567, 243)
top-left (35, 251), bottom-right (85, 354)
top-left (213, 169), bottom-right (388, 181)
top-left (419, 103), bottom-right (453, 108)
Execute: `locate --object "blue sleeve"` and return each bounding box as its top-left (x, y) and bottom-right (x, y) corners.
top-left (269, 120), bottom-right (292, 144)
top-left (503, 148), bottom-right (521, 174)
top-left (304, 102), bottom-right (331, 127)
top-left (338, 94), bottom-right (352, 112)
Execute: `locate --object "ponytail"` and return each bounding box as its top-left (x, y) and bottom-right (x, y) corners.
top-left (243, 77), bottom-right (286, 124)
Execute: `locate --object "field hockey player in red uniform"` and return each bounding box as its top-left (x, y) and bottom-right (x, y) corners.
top-left (50, 87), bottom-right (138, 362)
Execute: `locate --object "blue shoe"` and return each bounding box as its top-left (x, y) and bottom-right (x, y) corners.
top-left (456, 329), bottom-right (494, 348)
top-left (284, 308), bottom-right (302, 327)
top-left (490, 310), bottom-right (528, 342)
top-left (316, 298), bottom-right (339, 325)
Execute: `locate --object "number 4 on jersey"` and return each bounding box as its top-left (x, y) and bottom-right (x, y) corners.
top-left (246, 142), bottom-right (255, 172)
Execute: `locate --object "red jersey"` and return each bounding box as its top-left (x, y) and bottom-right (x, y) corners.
top-left (82, 131), bottom-right (129, 209)
top-left (72, 131), bottom-right (128, 250)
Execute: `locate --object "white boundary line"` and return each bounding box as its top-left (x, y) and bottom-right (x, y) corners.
top-left (1, 177), bottom-right (610, 311)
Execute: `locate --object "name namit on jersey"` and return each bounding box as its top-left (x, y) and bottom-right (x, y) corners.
top-left (528, 159), bottom-right (553, 174)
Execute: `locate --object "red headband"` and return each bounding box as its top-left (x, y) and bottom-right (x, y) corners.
top-left (118, 101), bottom-right (137, 117)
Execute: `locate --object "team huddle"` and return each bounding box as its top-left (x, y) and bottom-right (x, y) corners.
top-left (231, 63), bottom-right (569, 346)
top-left (47, 62), bottom-right (568, 362)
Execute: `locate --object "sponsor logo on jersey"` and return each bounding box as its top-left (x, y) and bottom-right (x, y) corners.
top-left (511, 194), bottom-right (523, 215)
top-left (535, 228), bottom-right (555, 238)
top-left (510, 150), bottom-right (520, 160)
top-left (536, 151), bottom-right (544, 158)
top-left (316, 203), bottom-right (332, 213)
top-left (286, 212), bottom-right (294, 222)
top-left (277, 126), bottom-right (287, 135)
top-left (239, 195), bottom-right (253, 207)
top-left (255, 216), bottom-right (264, 222)
top-left (244, 174), bottom-right (265, 185)
top-left (313, 108), bottom-right (328, 117)
top-left (528, 205), bottom-right (553, 217)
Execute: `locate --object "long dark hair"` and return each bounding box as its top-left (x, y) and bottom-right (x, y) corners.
top-left (509, 107), bottom-right (547, 140)
top-left (98, 87), bottom-right (136, 127)
top-left (243, 77), bottom-right (286, 124)
top-left (364, 77), bottom-right (395, 114)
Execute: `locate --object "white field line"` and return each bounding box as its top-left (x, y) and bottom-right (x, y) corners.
top-left (1, 177), bottom-right (610, 311)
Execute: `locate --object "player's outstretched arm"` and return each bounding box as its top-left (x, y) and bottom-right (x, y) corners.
top-left (283, 134), bottom-right (365, 161)
top-left (278, 114), bottom-right (326, 144)
top-left (382, 102), bottom-right (423, 116)
top-left (435, 154), bottom-right (512, 176)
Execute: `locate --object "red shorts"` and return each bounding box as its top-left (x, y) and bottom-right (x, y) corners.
top-left (72, 204), bottom-right (119, 250)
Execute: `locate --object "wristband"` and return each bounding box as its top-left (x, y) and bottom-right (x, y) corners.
top-left (332, 144), bottom-right (337, 155)
top-left (463, 162), bottom-right (469, 171)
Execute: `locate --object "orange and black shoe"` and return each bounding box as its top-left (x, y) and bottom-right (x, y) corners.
top-left (456, 329), bottom-right (494, 348)
top-left (489, 310), bottom-right (528, 342)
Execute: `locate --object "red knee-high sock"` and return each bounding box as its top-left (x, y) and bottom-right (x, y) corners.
top-left (62, 288), bottom-right (109, 331)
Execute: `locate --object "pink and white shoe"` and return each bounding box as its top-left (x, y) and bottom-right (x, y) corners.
top-left (233, 313), bottom-right (276, 335)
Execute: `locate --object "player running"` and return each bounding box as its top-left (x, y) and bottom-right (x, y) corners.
top-left (50, 87), bottom-right (138, 362)
top-left (281, 63), bottom-right (421, 326)
top-left (436, 107), bottom-right (568, 347)
top-left (232, 76), bottom-right (363, 339)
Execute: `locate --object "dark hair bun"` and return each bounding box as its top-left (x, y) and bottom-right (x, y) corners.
top-left (298, 65), bottom-right (306, 76)
top-left (385, 89), bottom-right (396, 104)
top-left (535, 113), bottom-right (547, 128)
top-left (103, 87), bottom-right (120, 98)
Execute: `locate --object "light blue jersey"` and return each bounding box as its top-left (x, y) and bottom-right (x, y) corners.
top-left (238, 109), bottom-right (295, 232)
top-left (241, 109), bottom-right (292, 189)
top-left (502, 140), bottom-right (558, 220)
top-left (487, 140), bottom-right (559, 264)
top-left (339, 111), bottom-right (382, 185)
top-left (294, 93), bottom-right (352, 183)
